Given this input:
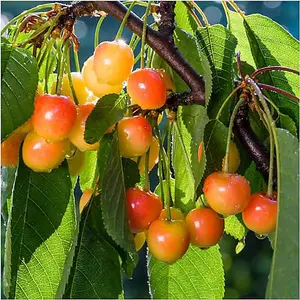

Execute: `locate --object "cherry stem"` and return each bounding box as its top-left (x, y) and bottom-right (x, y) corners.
top-left (216, 84), bottom-right (242, 120)
top-left (66, 45), bottom-right (79, 105)
top-left (143, 148), bottom-right (150, 192)
top-left (115, 1), bottom-right (136, 41)
top-left (157, 148), bottom-right (165, 206)
top-left (183, 2), bottom-right (203, 28)
top-left (223, 98), bottom-right (245, 173)
top-left (55, 39), bottom-right (64, 95)
top-left (228, 0), bottom-right (246, 19)
top-left (236, 51), bottom-right (245, 81)
top-left (190, 1), bottom-right (209, 27)
top-left (165, 118), bottom-right (173, 221)
top-left (94, 15), bottom-right (106, 49)
top-left (44, 39), bottom-right (55, 93)
top-left (73, 47), bottom-right (80, 72)
top-left (251, 66), bottom-right (300, 79)
top-left (257, 83), bottom-right (300, 102)
top-left (140, 1), bottom-right (152, 69)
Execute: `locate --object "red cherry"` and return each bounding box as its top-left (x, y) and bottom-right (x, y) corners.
top-left (127, 68), bottom-right (167, 109)
top-left (186, 207), bottom-right (224, 248)
top-left (126, 187), bottom-right (163, 233)
top-left (33, 94), bottom-right (77, 141)
top-left (203, 171), bottom-right (251, 216)
top-left (147, 219), bottom-right (190, 264)
top-left (242, 192), bottom-right (277, 234)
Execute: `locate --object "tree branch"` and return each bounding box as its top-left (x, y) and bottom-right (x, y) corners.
top-left (62, 1), bottom-right (205, 104)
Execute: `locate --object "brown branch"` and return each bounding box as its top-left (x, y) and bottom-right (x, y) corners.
top-left (61, 1), bottom-right (205, 105)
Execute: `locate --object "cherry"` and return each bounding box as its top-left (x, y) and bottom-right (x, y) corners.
top-left (79, 189), bottom-right (93, 213)
top-left (118, 116), bottom-right (152, 158)
top-left (159, 207), bottom-right (185, 221)
top-left (22, 131), bottom-right (70, 172)
top-left (134, 231), bottom-right (146, 251)
top-left (186, 207), bottom-right (224, 248)
top-left (93, 40), bottom-right (134, 85)
top-left (133, 136), bottom-right (159, 174)
top-left (68, 103), bottom-right (100, 152)
top-left (222, 141), bottom-right (241, 174)
top-left (147, 219), bottom-right (190, 264)
top-left (51, 72), bottom-right (96, 104)
top-left (33, 94), bottom-right (77, 141)
top-left (67, 149), bottom-right (85, 176)
top-left (126, 187), bottom-right (163, 233)
top-left (157, 69), bottom-right (175, 93)
top-left (203, 171), bottom-right (251, 216)
top-left (82, 56), bottom-right (123, 98)
top-left (127, 68), bottom-right (167, 109)
top-left (242, 192), bottom-right (277, 234)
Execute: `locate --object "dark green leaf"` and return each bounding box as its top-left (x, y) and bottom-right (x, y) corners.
top-left (266, 129), bottom-right (299, 299)
top-left (4, 160), bottom-right (76, 299)
top-left (64, 195), bottom-right (123, 299)
top-left (177, 105), bottom-right (209, 188)
top-left (174, 28), bottom-right (212, 103)
top-left (84, 94), bottom-right (127, 144)
top-left (195, 25), bottom-right (237, 120)
top-left (148, 245), bottom-right (224, 299)
top-left (97, 133), bottom-right (135, 252)
top-left (1, 44), bottom-right (38, 141)
top-left (174, 2), bottom-right (197, 35)
top-left (79, 151), bottom-right (98, 192)
top-left (172, 122), bottom-right (195, 213)
top-left (244, 162), bottom-right (265, 193)
top-left (203, 120), bottom-right (228, 178)
top-left (279, 113), bottom-right (297, 136)
top-left (122, 158), bottom-right (140, 188)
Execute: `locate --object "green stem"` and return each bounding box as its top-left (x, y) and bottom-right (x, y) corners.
top-left (56, 39), bottom-right (68, 95)
top-left (140, 1), bottom-right (152, 69)
top-left (191, 1), bottom-right (210, 26)
top-left (216, 85), bottom-right (242, 120)
top-left (44, 39), bottom-right (55, 93)
top-left (73, 48), bottom-right (80, 72)
top-left (94, 16), bottom-right (106, 49)
top-left (115, 1), bottom-right (136, 40)
top-left (157, 149), bottom-right (165, 206)
top-left (1, 3), bottom-right (55, 35)
top-left (66, 46), bottom-right (79, 105)
top-left (144, 148), bottom-right (150, 192)
top-left (223, 98), bottom-right (245, 173)
top-left (129, 33), bottom-right (138, 48)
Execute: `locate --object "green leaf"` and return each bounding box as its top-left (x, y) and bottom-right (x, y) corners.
top-left (243, 14), bottom-right (299, 124)
top-left (224, 215), bottom-right (247, 241)
top-left (279, 113), bottom-right (297, 136)
top-left (174, 2), bottom-right (197, 35)
top-left (79, 151), bottom-right (98, 192)
top-left (97, 133), bottom-right (135, 252)
top-left (174, 28), bottom-right (212, 102)
top-left (84, 94), bottom-right (127, 144)
top-left (195, 25), bottom-right (237, 119)
top-left (244, 162), bottom-right (265, 193)
top-left (148, 245), bottom-right (225, 299)
top-left (177, 105), bottom-right (209, 188)
top-left (1, 44), bottom-right (38, 141)
top-left (154, 178), bottom-right (175, 205)
top-left (64, 196), bottom-right (123, 299)
top-left (266, 129), bottom-right (299, 299)
top-left (1, 167), bottom-right (16, 211)
top-left (4, 160), bottom-right (76, 299)
top-left (122, 158), bottom-right (140, 188)
top-left (203, 120), bottom-right (228, 178)
top-left (172, 122), bottom-right (195, 213)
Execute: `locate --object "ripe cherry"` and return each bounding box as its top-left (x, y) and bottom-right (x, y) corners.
top-left (127, 68), bottom-right (167, 109)
top-left (159, 207), bottom-right (185, 221)
top-left (134, 231), bottom-right (146, 251)
top-left (67, 149), bottom-right (85, 176)
top-left (133, 137), bottom-right (159, 174)
top-left (222, 142), bottom-right (241, 174)
top-left (126, 187), bottom-right (163, 233)
top-left (51, 72), bottom-right (96, 104)
top-left (68, 103), bottom-right (100, 152)
top-left (242, 192), bottom-right (277, 235)
top-left (157, 69), bottom-right (175, 93)
top-left (79, 189), bottom-right (93, 213)
top-left (82, 56), bottom-right (123, 98)
top-left (186, 207), bottom-right (224, 248)
top-left (147, 219), bottom-right (190, 264)
top-left (203, 171), bottom-right (251, 216)
top-left (93, 40), bottom-right (134, 85)
top-left (33, 94), bottom-right (77, 141)
top-left (22, 131), bottom-right (70, 172)
top-left (118, 116), bottom-right (152, 158)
